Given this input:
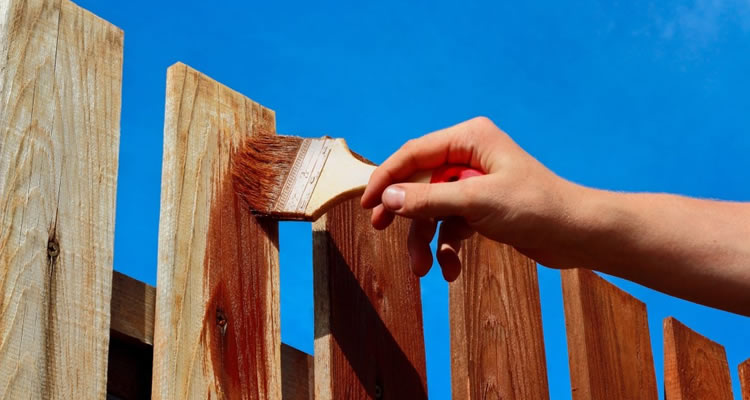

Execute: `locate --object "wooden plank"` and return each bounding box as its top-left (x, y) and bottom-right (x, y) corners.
top-left (0, 0), bottom-right (123, 398)
top-left (110, 270), bottom-right (155, 345)
top-left (106, 330), bottom-right (153, 400)
top-left (108, 271), bottom-right (309, 399)
top-left (740, 358), bottom-right (750, 400)
top-left (281, 343), bottom-right (314, 400)
top-left (106, 271), bottom-right (156, 399)
top-left (450, 236), bottom-right (550, 399)
top-left (449, 278), bottom-right (470, 399)
top-left (313, 197), bottom-right (428, 399)
top-left (663, 316), bottom-right (733, 399)
top-left (561, 268), bottom-right (657, 400)
top-left (152, 63), bottom-right (280, 399)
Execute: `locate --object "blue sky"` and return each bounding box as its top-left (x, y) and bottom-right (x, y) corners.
top-left (78, 0), bottom-right (750, 397)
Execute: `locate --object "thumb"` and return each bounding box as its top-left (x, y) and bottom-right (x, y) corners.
top-left (381, 182), bottom-right (470, 219)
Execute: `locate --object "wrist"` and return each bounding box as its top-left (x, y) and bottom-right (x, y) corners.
top-left (554, 183), bottom-right (636, 271)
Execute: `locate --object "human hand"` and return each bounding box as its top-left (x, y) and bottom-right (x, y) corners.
top-left (361, 117), bottom-right (581, 281)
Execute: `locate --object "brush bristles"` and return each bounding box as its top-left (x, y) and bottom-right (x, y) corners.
top-left (233, 134), bottom-right (303, 214)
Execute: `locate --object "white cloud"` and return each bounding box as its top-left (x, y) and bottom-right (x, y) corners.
top-left (655, 0), bottom-right (750, 43)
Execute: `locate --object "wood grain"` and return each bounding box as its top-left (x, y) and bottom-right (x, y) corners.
top-left (313, 197), bottom-right (427, 399)
top-left (281, 343), bottom-right (314, 400)
top-left (152, 63), bottom-right (280, 399)
top-left (107, 271), bottom-right (156, 399)
top-left (107, 271), bottom-right (309, 399)
top-left (0, 0), bottom-right (123, 398)
top-left (561, 269), bottom-right (657, 400)
top-left (450, 235), bottom-right (550, 400)
top-left (110, 270), bottom-right (155, 345)
top-left (663, 316), bottom-right (733, 399)
top-left (740, 358), bottom-right (750, 400)
top-left (107, 330), bottom-right (153, 400)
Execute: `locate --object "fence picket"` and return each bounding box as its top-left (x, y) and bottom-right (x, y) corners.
top-left (450, 236), bottom-right (549, 399)
top-left (664, 316), bottom-right (733, 399)
top-left (152, 63), bottom-right (281, 399)
top-left (0, 0), bottom-right (123, 397)
top-left (740, 358), bottom-right (750, 400)
top-left (313, 197), bottom-right (428, 399)
top-left (561, 269), bottom-right (658, 399)
top-left (110, 269), bottom-right (311, 399)
top-left (5, 2), bottom-right (749, 398)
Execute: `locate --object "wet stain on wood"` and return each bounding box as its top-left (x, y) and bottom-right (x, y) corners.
top-left (314, 198), bottom-right (427, 399)
top-left (152, 63), bottom-right (280, 399)
top-left (202, 144), bottom-right (279, 399)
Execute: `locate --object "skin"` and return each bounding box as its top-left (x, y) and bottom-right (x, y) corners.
top-left (361, 117), bottom-right (750, 316)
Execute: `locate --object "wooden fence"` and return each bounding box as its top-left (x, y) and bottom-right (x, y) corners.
top-left (0, 1), bottom-right (748, 399)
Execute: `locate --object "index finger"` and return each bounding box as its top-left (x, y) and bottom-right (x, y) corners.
top-left (361, 118), bottom-right (491, 209)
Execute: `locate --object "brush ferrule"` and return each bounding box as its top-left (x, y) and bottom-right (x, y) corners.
top-left (273, 138), bottom-right (335, 214)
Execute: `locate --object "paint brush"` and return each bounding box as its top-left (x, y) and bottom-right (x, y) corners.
top-left (233, 134), bottom-right (483, 221)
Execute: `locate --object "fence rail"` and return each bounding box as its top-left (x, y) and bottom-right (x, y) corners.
top-left (1, 1), bottom-right (748, 399)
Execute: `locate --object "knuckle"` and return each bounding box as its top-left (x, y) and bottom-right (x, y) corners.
top-left (468, 116), bottom-right (503, 141)
top-left (470, 116), bottom-right (496, 131)
top-left (402, 138), bottom-right (419, 151)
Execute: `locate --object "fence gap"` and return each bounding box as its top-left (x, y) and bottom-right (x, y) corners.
top-left (107, 271), bottom-right (156, 399)
top-left (279, 221), bottom-right (315, 353)
top-left (282, 343), bottom-right (315, 400)
top-left (278, 221), bottom-right (315, 400)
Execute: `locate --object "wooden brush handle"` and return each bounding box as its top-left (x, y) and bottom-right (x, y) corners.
top-left (307, 139), bottom-right (484, 220)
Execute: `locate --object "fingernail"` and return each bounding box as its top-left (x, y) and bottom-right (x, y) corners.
top-left (382, 186), bottom-right (405, 210)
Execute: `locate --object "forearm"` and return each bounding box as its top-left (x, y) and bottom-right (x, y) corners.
top-left (362, 117), bottom-right (750, 303)
top-left (566, 186), bottom-right (750, 316)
